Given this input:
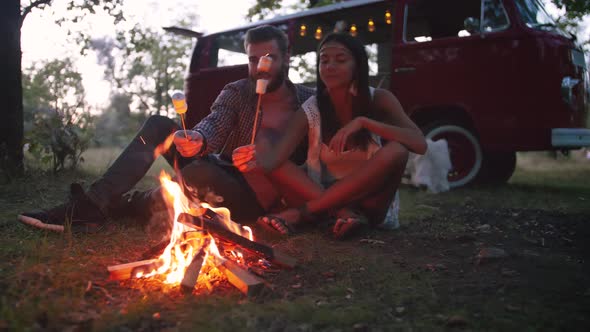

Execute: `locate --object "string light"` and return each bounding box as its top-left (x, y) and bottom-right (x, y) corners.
top-left (368, 18), bottom-right (375, 32)
top-left (385, 10), bottom-right (392, 25)
top-left (315, 26), bottom-right (323, 40)
top-left (299, 24), bottom-right (307, 37)
top-left (349, 24), bottom-right (357, 37)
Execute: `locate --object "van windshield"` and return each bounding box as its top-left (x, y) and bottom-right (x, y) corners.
top-left (514, 0), bottom-right (567, 36)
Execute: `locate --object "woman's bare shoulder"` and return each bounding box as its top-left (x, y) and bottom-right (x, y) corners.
top-left (373, 88), bottom-right (402, 109)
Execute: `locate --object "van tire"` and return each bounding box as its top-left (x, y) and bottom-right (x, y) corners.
top-left (477, 151), bottom-right (516, 184)
top-left (421, 122), bottom-right (483, 188)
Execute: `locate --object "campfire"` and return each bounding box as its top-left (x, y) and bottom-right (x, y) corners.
top-left (107, 171), bottom-right (296, 296)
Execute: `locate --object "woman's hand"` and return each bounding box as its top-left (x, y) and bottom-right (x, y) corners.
top-left (173, 130), bottom-right (204, 157)
top-left (328, 117), bottom-right (366, 153)
top-left (232, 144), bottom-right (258, 172)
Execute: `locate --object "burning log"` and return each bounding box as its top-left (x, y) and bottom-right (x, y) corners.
top-left (107, 201), bottom-right (294, 296)
top-left (108, 259), bottom-right (161, 280)
top-left (214, 258), bottom-right (265, 297)
top-left (180, 238), bottom-right (210, 292)
top-left (177, 212), bottom-right (297, 269)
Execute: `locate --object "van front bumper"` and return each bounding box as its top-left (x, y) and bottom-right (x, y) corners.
top-left (551, 128), bottom-right (590, 148)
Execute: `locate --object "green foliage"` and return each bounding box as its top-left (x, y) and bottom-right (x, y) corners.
top-left (92, 21), bottom-right (195, 116)
top-left (551, 0), bottom-right (590, 20)
top-left (94, 94), bottom-right (148, 146)
top-left (22, 58), bottom-right (95, 172)
top-left (548, 0), bottom-right (590, 49)
top-left (246, 0), bottom-right (338, 22)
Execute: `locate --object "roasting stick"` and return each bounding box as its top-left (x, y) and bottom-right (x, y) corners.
top-left (251, 54), bottom-right (272, 144)
top-left (171, 90), bottom-right (189, 139)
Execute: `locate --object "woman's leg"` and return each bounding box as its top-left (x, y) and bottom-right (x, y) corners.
top-left (268, 161), bottom-right (323, 207)
top-left (261, 141), bottom-right (408, 229)
top-left (306, 141), bottom-right (408, 216)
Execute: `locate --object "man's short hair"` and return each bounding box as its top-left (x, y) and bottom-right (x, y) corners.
top-left (244, 25), bottom-right (289, 56)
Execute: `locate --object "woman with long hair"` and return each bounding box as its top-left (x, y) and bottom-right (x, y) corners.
top-left (233, 32), bottom-right (427, 238)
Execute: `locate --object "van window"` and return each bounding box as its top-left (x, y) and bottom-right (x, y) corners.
top-left (513, 0), bottom-right (568, 37)
top-left (210, 30), bottom-right (248, 67)
top-left (482, 0), bottom-right (510, 32)
top-left (289, 1), bottom-right (393, 88)
top-left (404, 0), bottom-right (508, 42)
top-left (208, 3), bottom-right (394, 88)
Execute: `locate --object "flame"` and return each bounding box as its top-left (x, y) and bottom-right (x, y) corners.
top-left (134, 171), bottom-right (253, 288)
top-left (153, 133), bottom-right (175, 159)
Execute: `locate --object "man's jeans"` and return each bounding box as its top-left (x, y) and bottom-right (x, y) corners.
top-left (85, 115), bottom-right (264, 224)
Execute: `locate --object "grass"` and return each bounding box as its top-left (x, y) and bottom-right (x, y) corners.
top-left (0, 148), bottom-right (589, 331)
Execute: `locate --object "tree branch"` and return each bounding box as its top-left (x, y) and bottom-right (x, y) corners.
top-left (20, 0), bottom-right (53, 28)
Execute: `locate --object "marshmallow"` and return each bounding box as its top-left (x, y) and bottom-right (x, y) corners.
top-left (171, 90), bottom-right (187, 114)
top-left (257, 55), bottom-right (272, 73)
top-left (256, 79), bottom-right (269, 94)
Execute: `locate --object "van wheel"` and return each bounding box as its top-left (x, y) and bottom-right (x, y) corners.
top-left (421, 122), bottom-right (483, 188)
top-left (478, 151), bottom-right (516, 184)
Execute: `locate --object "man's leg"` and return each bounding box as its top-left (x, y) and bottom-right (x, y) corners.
top-left (87, 115), bottom-right (181, 215)
top-left (180, 156), bottom-right (265, 224)
top-left (18, 115), bottom-right (182, 232)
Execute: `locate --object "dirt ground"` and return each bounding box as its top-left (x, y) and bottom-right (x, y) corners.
top-left (2, 151), bottom-right (589, 331)
top-left (99, 197), bottom-right (589, 331)
top-left (246, 202), bottom-right (590, 331)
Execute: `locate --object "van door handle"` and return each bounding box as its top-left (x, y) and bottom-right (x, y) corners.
top-left (394, 67), bottom-right (416, 73)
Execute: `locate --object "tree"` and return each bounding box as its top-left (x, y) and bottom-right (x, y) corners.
top-left (22, 58), bottom-right (94, 172)
top-left (0, 0), bottom-right (24, 178)
top-left (91, 23), bottom-right (194, 116)
top-left (0, 0), bottom-right (124, 179)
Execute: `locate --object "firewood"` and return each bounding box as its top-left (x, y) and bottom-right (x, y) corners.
top-left (215, 259), bottom-right (265, 296)
top-left (180, 238), bottom-right (210, 292)
top-left (107, 259), bottom-right (160, 280)
top-left (178, 212), bottom-right (297, 268)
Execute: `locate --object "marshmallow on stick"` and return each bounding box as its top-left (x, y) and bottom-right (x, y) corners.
top-left (171, 90), bottom-right (189, 139)
top-left (251, 54), bottom-right (273, 144)
top-left (256, 79), bottom-right (269, 94)
top-left (257, 54), bottom-right (272, 73)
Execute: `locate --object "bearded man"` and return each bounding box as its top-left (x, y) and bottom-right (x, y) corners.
top-left (18, 25), bottom-right (314, 233)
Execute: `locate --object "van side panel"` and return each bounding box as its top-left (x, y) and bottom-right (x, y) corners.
top-left (391, 0), bottom-right (583, 152)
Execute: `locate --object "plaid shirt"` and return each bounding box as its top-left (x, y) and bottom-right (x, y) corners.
top-left (193, 79), bottom-right (314, 161)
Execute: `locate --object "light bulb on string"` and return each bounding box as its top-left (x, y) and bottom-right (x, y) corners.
top-left (385, 10), bottom-right (392, 25)
top-left (350, 24), bottom-right (357, 37)
top-left (300, 24), bottom-right (307, 37)
top-left (315, 26), bottom-right (323, 40)
top-left (368, 18), bottom-right (375, 32)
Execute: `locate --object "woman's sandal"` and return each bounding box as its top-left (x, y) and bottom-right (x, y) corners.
top-left (332, 210), bottom-right (368, 240)
top-left (257, 214), bottom-right (295, 235)
top-left (256, 205), bottom-right (311, 236)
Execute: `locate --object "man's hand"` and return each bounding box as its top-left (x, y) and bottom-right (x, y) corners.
top-left (173, 130), bottom-right (204, 157)
top-left (232, 144), bottom-right (257, 172)
top-left (329, 117), bottom-right (366, 153)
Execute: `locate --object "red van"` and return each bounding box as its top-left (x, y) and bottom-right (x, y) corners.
top-left (183, 0), bottom-right (589, 187)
